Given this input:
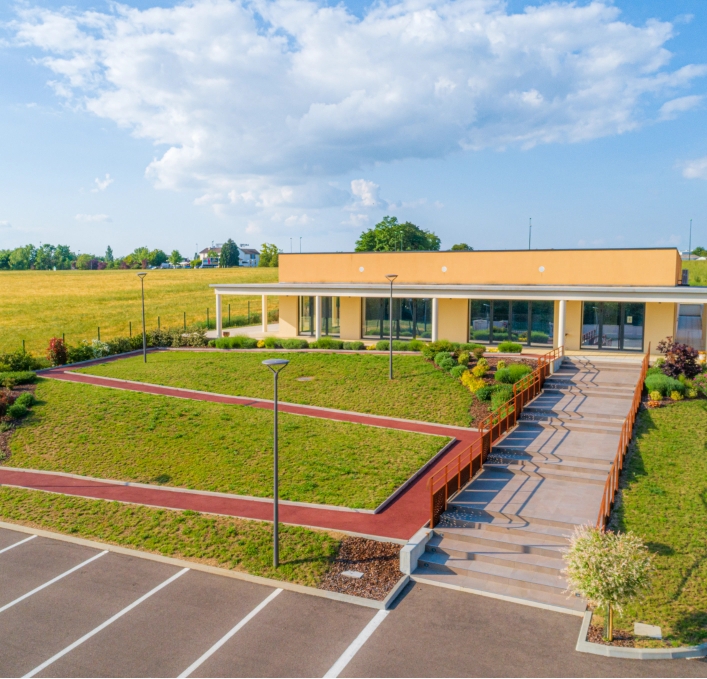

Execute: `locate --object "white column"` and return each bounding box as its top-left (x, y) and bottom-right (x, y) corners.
top-left (315, 296), bottom-right (322, 340)
top-left (432, 298), bottom-right (439, 342)
top-left (216, 293), bottom-right (223, 338)
top-left (558, 299), bottom-right (567, 351)
top-left (261, 295), bottom-right (268, 333)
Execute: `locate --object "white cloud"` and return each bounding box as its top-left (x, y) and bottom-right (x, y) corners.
top-left (350, 179), bottom-right (380, 207)
top-left (11, 0), bottom-right (707, 217)
top-left (91, 173), bottom-right (113, 192)
top-left (682, 156), bottom-right (707, 179)
top-left (75, 213), bottom-right (111, 222)
top-left (659, 95), bottom-right (702, 120)
top-left (0, 220), bottom-right (11, 229)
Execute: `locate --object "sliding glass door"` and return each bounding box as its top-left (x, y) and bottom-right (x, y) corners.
top-left (469, 300), bottom-right (554, 346)
top-left (581, 302), bottom-right (644, 351)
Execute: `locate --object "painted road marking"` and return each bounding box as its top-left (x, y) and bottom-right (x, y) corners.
top-left (0, 550), bottom-right (108, 614)
top-left (323, 609), bottom-right (389, 678)
top-left (0, 535), bottom-right (36, 555)
top-left (178, 588), bottom-right (283, 678)
top-left (23, 567), bottom-right (190, 678)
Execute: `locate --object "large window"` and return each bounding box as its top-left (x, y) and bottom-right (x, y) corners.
top-left (362, 298), bottom-right (432, 340)
top-left (581, 302), bottom-right (644, 351)
top-left (470, 300), bottom-right (553, 346)
top-left (299, 297), bottom-right (340, 337)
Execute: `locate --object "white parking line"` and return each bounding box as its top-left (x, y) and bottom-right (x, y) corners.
top-left (0, 550), bottom-right (108, 614)
top-left (0, 535), bottom-right (36, 555)
top-left (324, 609), bottom-right (389, 678)
top-left (23, 567), bottom-right (190, 678)
top-left (178, 588), bottom-right (283, 678)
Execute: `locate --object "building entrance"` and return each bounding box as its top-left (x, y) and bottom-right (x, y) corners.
top-left (581, 302), bottom-right (644, 351)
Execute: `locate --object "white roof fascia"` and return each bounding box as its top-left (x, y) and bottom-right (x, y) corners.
top-left (209, 283), bottom-right (707, 304)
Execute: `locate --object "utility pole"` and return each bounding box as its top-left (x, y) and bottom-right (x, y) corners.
top-left (528, 218), bottom-right (532, 250)
top-left (689, 219), bottom-right (693, 260)
top-left (299, 236), bottom-right (302, 253)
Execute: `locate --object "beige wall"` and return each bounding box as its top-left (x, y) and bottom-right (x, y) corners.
top-left (437, 299), bottom-right (469, 343)
top-left (340, 297), bottom-right (362, 340)
top-left (553, 300), bottom-right (582, 350)
top-left (279, 249), bottom-right (682, 287)
top-left (645, 303), bottom-right (676, 355)
top-left (278, 295), bottom-right (298, 337)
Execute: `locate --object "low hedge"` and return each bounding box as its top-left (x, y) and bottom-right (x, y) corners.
top-left (497, 341), bottom-right (523, 353)
top-left (494, 364), bottom-right (532, 384)
top-left (645, 373), bottom-right (685, 397)
top-left (0, 371), bottom-right (38, 387)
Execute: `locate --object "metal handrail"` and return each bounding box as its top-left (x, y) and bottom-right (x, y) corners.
top-left (596, 344), bottom-right (650, 530)
top-left (428, 345), bottom-right (564, 528)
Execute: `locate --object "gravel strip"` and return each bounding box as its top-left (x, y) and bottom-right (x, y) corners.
top-left (318, 537), bottom-right (402, 601)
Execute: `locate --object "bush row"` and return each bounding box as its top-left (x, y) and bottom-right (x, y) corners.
top-left (0, 371), bottom-right (38, 389)
top-left (0, 390), bottom-right (36, 420)
top-left (212, 336), bottom-right (369, 351)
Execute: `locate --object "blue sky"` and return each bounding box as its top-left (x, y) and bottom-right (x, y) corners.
top-left (1, 0), bottom-right (706, 258)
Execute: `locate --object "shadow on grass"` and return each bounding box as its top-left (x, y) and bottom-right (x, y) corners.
top-left (151, 473), bottom-right (172, 484)
top-left (671, 610), bottom-right (707, 647)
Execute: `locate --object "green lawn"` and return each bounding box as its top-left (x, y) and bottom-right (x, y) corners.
top-left (78, 350), bottom-right (474, 426)
top-left (5, 379), bottom-right (448, 510)
top-left (610, 400), bottom-right (707, 647)
top-left (0, 487), bottom-right (339, 586)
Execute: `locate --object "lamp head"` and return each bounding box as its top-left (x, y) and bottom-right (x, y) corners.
top-left (262, 358), bottom-right (289, 373)
top-left (385, 274), bottom-right (398, 282)
top-left (137, 272), bottom-right (147, 279)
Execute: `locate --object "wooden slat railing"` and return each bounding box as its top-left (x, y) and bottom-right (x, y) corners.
top-left (596, 344), bottom-right (650, 530)
top-left (428, 345), bottom-right (565, 528)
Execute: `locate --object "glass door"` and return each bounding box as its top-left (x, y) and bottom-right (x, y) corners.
top-left (622, 303), bottom-right (644, 351)
top-left (581, 302), bottom-right (644, 351)
top-left (511, 301), bottom-right (529, 343)
top-left (492, 301), bottom-right (510, 343)
top-left (601, 303), bottom-right (620, 350)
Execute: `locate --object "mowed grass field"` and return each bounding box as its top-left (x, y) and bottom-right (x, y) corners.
top-left (79, 350), bottom-right (475, 426)
top-left (0, 268), bottom-right (279, 354)
top-left (6, 379), bottom-right (449, 509)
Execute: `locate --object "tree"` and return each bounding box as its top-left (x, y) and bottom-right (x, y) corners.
top-left (219, 239), bottom-right (240, 268)
top-left (691, 246), bottom-right (707, 258)
top-left (9, 245), bottom-right (36, 270)
top-left (451, 243), bottom-right (473, 251)
top-left (0, 250), bottom-right (9, 270)
top-left (105, 246), bottom-right (114, 266)
top-left (54, 245), bottom-right (76, 269)
top-left (563, 526), bottom-right (652, 641)
top-left (169, 250), bottom-right (182, 266)
top-left (259, 243), bottom-right (280, 267)
top-left (148, 249), bottom-right (168, 267)
top-left (355, 216), bottom-right (440, 252)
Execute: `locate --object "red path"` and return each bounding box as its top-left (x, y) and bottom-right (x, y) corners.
top-left (1, 355), bottom-right (478, 541)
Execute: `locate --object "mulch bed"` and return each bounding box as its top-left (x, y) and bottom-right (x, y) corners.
top-left (587, 624), bottom-right (636, 647)
top-left (318, 537), bottom-right (402, 601)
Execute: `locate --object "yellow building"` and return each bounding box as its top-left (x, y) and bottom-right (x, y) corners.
top-left (211, 248), bottom-right (707, 355)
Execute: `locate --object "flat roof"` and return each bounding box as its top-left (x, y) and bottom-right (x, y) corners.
top-left (278, 247), bottom-right (681, 256)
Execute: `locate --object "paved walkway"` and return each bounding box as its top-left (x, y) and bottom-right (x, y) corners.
top-left (0, 357), bottom-right (478, 541)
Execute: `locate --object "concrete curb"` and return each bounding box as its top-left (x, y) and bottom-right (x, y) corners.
top-left (399, 527), bottom-right (432, 574)
top-left (0, 519), bottom-right (406, 611)
top-left (575, 611), bottom-right (707, 659)
top-left (372, 439), bottom-right (458, 514)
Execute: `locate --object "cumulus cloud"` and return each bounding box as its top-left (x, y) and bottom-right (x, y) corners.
top-left (11, 0), bottom-right (707, 214)
top-left (682, 156), bottom-right (707, 179)
top-left (75, 213), bottom-right (111, 222)
top-left (659, 95), bottom-right (703, 120)
top-left (351, 179), bottom-right (380, 207)
top-left (91, 173), bottom-right (114, 192)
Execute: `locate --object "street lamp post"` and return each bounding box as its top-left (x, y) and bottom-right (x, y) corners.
top-left (262, 358), bottom-right (289, 568)
top-left (137, 272), bottom-right (147, 363)
top-left (385, 274), bottom-right (398, 379)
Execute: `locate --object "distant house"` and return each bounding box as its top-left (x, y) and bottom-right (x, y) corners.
top-left (238, 247), bottom-right (260, 267)
top-left (199, 247), bottom-right (221, 267)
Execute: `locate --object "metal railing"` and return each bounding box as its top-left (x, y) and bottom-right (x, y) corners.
top-left (428, 345), bottom-right (565, 527)
top-left (596, 344), bottom-right (650, 530)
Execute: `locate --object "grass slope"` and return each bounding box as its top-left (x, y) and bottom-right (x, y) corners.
top-left (0, 268), bottom-right (278, 354)
top-left (6, 379), bottom-right (448, 509)
top-left (79, 350), bottom-right (474, 426)
top-left (611, 400), bottom-right (707, 647)
top-left (0, 487), bottom-right (339, 586)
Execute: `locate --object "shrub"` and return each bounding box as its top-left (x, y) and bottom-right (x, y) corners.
top-left (67, 341), bottom-right (96, 364)
top-left (407, 340), bottom-right (425, 351)
top-left (646, 365), bottom-right (663, 377)
top-left (670, 390), bottom-right (684, 401)
top-left (47, 338), bottom-right (68, 366)
top-left (438, 357), bottom-right (456, 371)
top-left (645, 373), bottom-right (684, 397)
top-left (376, 340), bottom-right (389, 351)
top-left (656, 337), bottom-right (701, 378)
top-left (563, 526), bottom-right (652, 641)
top-left (494, 363), bottom-right (532, 384)
top-left (366, 344), bottom-right (377, 350)
top-left (471, 358), bottom-right (489, 378)
top-left (392, 340), bottom-right (412, 351)
top-left (342, 341), bottom-right (365, 350)
top-left (215, 335), bottom-right (259, 349)
top-left (263, 337), bottom-right (280, 349)
top-left (91, 340), bottom-right (110, 358)
top-left (461, 372), bottom-right (485, 393)
top-left (434, 352), bottom-right (453, 366)
top-left (7, 403), bottom-right (29, 419)
top-left (208, 340), bottom-right (217, 347)
top-left (648, 390), bottom-right (662, 401)
top-left (459, 343), bottom-right (485, 351)
top-left (256, 340), bottom-right (266, 348)
top-left (0, 371), bottom-right (37, 386)
top-left (311, 338), bottom-right (344, 350)
top-left (472, 346), bottom-right (486, 360)
top-left (450, 365), bottom-right (468, 379)
top-left (14, 392), bottom-right (36, 409)
top-left (693, 373), bottom-right (707, 396)
top-left (497, 341), bottom-right (523, 353)
top-left (491, 385), bottom-right (513, 409)
top-left (0, 350), bottom-right (43, 372)
top-left (281, 339), bottom-right (309, 349)
top-left (687, 387), bottom-right (698, 399)
top-left (497, 360), bottom-right (506, 370)
top-left (457, 351), bottom-right (470, 366)
top-left (475, 385), bottom-right (495, 401)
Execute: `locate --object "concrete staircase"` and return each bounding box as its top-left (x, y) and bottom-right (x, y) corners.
top-left (412, 356), bottom-right (643, 614)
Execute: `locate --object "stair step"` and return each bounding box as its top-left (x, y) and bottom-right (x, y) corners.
top-left (417, 550), bottom-right (567, 595)
top-left (483, 463), bottom-right (607, 485)
top-left (522, 406), bottom-right (627, 422)
top-left (437, 516), bottom-right (573, 543)
top-left (411, 567), bottom-right (587, 613)
top-left (486, 452), bottom-right (612, 474)
top-left (520, 419), bottom-right (624, 434)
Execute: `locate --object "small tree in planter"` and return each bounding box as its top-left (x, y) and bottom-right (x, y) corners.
top-left (656, 337), bottom-right (701, 379)
top-left (563, 526), bottom-right (652, 641)
top-left (47, 337), bottom-right (68, 366)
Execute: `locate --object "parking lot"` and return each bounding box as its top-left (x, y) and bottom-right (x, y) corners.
top-left (0, 525), bottom-right (705, 678)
